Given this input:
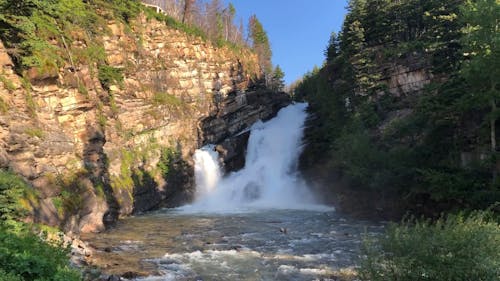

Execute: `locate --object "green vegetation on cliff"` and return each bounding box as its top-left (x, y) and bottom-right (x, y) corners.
top-left (296, 0), bottom-right (500, 215)
top-left (0, 0), bottom-right (141, 74)
top-left (0, 170), bottom-right (81, 281)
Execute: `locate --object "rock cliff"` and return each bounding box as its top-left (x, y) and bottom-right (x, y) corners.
top-left (0, 14), bottom-right (289, 233)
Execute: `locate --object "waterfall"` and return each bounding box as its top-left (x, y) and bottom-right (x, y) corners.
top-left (189, 103), bottom-right (322, 212)
top-left (193, 145), bottom-right (222, 198)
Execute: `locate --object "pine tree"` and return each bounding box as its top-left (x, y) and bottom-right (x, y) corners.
top-left (461, 0), bottom-right (500, 164)
top-left (325, 32), bottom-right (340, 63)
top-left (248, 14), bottom-right (272, 75)
top-left (270, 65), bottom-right (285, 92)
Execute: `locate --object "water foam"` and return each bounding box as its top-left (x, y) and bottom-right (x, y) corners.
top-left (186, 103), bottom-right (326, 212)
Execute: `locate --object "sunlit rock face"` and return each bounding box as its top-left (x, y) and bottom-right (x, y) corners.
top-left (0, 14), bottom-right (289, 233)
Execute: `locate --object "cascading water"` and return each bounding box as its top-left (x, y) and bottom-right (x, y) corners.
top-left (189, 103), bottom-right (321, 212)
top-left (193, 145), bottom-right (222, 198)
top-left (83, 104), bottom-right (382, 281)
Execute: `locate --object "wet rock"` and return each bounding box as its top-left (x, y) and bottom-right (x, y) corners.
top-left (121, 271), bottom-right (140, 279)
top-left (107, 275), bottom-right (122, 281)
top-left (215, 131), bottom-right (250, 172)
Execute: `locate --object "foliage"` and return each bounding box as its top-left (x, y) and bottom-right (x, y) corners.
top-left (360, 212), bottom-right (500, 281)
top-left (0, 169), bottom-right (80, 281)
top-left (50, 171), bottom-right (87, 218)
top-left (295, 0), bottom-right (500, 212)
top-left (24, 127), bottom-right (44, 139)
top-left (248, 14), bottom-right (272, 74)
top-left (269, 65), bottom-right (285, 92)
top-left (0, 170), bottom-right (29, 223)
top-left (0, 97), bottom-right (8, 113)
top-left (152, 92), bottom-right (182, 107)
top-left (97, 65), bottom-right (124, 91)
top-left (0, 0), bottom-right (141, 76)
top-left (142, 0), bottom-right (249, 52)
top-left (157, 147), bottom-right (176, 179)
top-left (111, 149), bottom-right (135, 194)
top-left (460, 0), bottom-right (500, 154)
top-left (0, 74), bottom-right (16, 92)
top-left (143, 8), bottom-right (207, 40)
top-left (0, 225), bottom-right (81, 281)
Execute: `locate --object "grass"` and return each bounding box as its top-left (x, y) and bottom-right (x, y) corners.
top-left (0, 97), bottom-right (8, 113)
top-left (152, 92), bottom-right (183, 107)
top-left (24, 127), bottom-right (44, 139)
top-left (0, 74), bottom-right (16, 92)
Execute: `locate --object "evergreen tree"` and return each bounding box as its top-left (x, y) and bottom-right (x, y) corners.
top-left (248, 14), bottom-right (272, 75)
top-left (461, 0), bottom-right (500, 160)
top-left (325, 31), bottom-right (340, 63)
top-left (270, 65), bottom-right (285, 92)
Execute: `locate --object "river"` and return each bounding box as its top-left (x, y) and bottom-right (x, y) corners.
top-left (83, 209), bottom-right (382, 280)
top-left (82, 103), bottom-right (383, 280)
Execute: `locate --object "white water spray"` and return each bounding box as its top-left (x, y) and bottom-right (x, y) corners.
top-left (193, 145), bottom-right (222, 198)
top-left (189, 103), bottom-right (323, 212)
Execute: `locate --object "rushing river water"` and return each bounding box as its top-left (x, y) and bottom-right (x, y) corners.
top-left (83, 209), bottom-right (383, 280)
top-left (82, 104), bottom-right (383, 280)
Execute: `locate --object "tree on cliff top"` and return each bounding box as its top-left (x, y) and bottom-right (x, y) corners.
top-left (248, 14), bottom-right (272, 75)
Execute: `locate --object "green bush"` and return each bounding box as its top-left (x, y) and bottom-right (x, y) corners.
top-left (0, 170), bottom-right (81, 281)
top-left (0, 225), bottom-right (81, 281)
top-left (360, 212), bottom-right (500, 281)
top-left (0, 269), bottom-right (22, 281)
top-left (97, 65), bottom-right (124, 91)
top-left (0, 170), bottom-right (28, 223)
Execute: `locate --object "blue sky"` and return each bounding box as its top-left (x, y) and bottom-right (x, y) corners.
top-left (225, 1), bottom-right (349, 85)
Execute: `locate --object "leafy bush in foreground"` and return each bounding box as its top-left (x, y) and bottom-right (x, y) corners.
top-left (0, 170), bottom-right (81, 280)
top-left (360, 212), bottom-right (500, 281)
top-left (0, 225), bottom-right (81, 281)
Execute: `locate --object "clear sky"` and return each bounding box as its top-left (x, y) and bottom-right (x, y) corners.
top-left (225, 0), bottom-right (349, 85)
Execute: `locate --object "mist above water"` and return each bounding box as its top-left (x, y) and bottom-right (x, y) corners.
top-left (187, 103), bottom-right (325, 212)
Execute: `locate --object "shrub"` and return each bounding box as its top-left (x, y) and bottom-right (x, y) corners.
top-left (157, 147), bottom-right (176, 178)
top-left (24, 127), bottom-right (44, 139)
top-left (360, 212), bottom-right (500, 281)
top-left (0, 170), bottom-right (28, 223)
top-left (0, 225), bottom-right (81, 281)
top-left (0, 269), bottom-right (22, 281)
top-left (97, 65), bottom-right (124, 91)
top-left (0, 74), bottom-right (16, 92)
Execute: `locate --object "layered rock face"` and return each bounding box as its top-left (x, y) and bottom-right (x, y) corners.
top-left (0, 15), bottom-right (289, 233)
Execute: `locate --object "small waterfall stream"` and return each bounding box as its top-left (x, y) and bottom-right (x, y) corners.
top-left (189, 103), bottom-right (320, 212)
